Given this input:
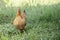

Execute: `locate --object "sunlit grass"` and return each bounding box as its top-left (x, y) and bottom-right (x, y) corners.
top-left (4, 0), bottom-right (60, 7)
top-left (0, 0), bottom-right (60, 40)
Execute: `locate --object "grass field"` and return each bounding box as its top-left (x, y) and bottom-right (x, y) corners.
top-left (0, 0), bottom-right (60, 40)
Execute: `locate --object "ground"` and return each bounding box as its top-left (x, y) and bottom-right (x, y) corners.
top-left (0, 1), bottom-right (60, 40)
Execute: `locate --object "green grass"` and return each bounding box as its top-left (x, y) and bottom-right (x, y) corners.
top-left (0, 3), bottom-right (60, 40)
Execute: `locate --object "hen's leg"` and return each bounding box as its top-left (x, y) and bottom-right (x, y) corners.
top-left (20, 29), bottom-right (23, 33)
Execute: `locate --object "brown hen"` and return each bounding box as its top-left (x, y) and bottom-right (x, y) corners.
top-left (13, 8), bottom-right (27, 33)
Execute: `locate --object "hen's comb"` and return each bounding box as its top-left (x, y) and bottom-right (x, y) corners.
top-left (18, 8), bottom-right (21, 13)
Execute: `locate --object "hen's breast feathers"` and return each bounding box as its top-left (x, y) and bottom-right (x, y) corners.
top-left (13, 16), bottom-right (26, 26)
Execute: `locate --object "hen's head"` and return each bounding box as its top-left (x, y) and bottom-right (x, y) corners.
top-left (16, 8), bottom-right (21, 16)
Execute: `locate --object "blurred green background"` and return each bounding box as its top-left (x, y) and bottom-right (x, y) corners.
top-left (0, 0), bottom-right (60, 40)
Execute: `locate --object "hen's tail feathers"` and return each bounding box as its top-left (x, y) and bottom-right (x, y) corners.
top-left (24, 10), bottom-right (26, 13)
